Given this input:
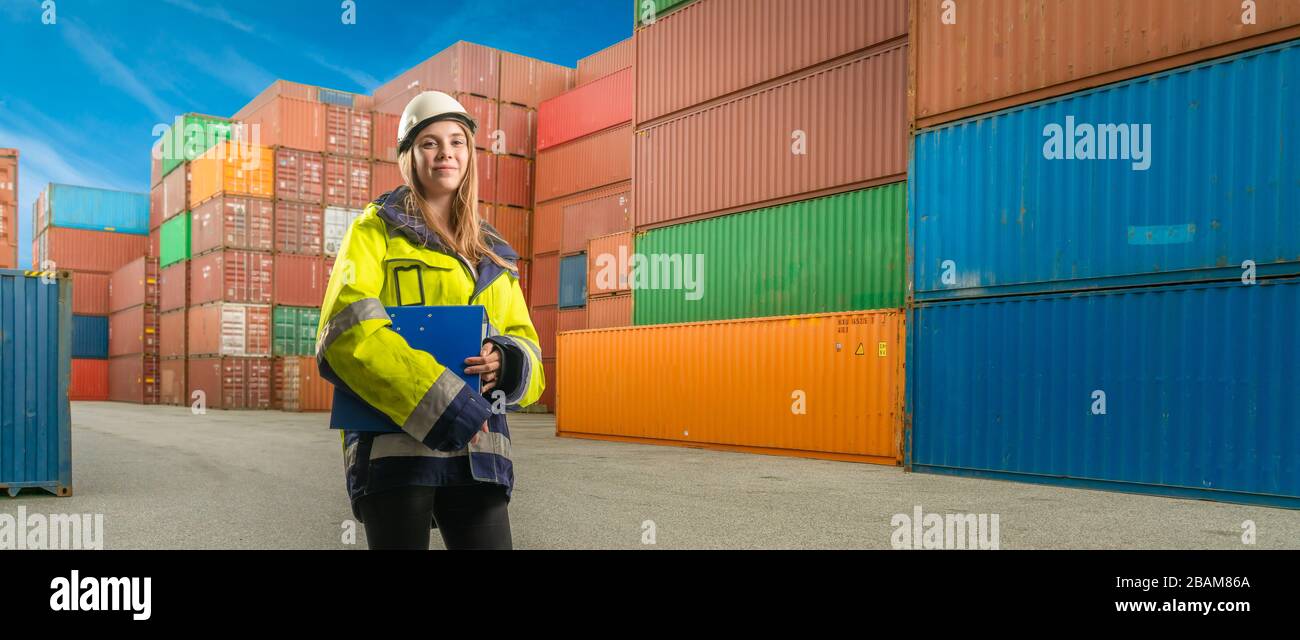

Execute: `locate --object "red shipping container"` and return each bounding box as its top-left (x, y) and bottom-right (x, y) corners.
top-left (531, 305), bottom-right (557, 360)
top-left (531, 253), bottom-right (559, 308)
top-left (497, 103), bottom-right (534, 156)
top-left (635, 46), bottom-right (906, 228)
top-left (189, 250), bottom-right (274, 305)
top-left (538, 68), bottom-right (633, 150)
top-left (517, 259), bottom-right (530, 306)
top-left (72, 271), bottom-right (111, 316)
top-left (190, 195), bottom-right (274, 255)
top-left (159, 358), bottom-right (187, 406)
top-left (159, 309), bottom-right (187, 359)
top-left (587, 293), bottom-right (631, 329)
top-left (273, 201), bottom-right (324, 256)
top-left (150, 142), bottom-right (162, 188)
top-left (486, 206), bottom-right (530, 257)
top-left (187, 356), bottom-right (272, 410)
top-left (149, 227), bottom-right (160, 259)
top-left (110, 256), bottom-right (159, 312)
top-left (370, 161), bottom-right (402, 200)
top-left (272, 356), bottom-right (334, 412)
top-left (476, 151), bottom-right (497, 204)
top-left (532, 181), bottom-right (628, 257)
top-left (558, 308), bottom-right (587, 332)
top-left (325, 156), bottom-right (372, 209)
top-left (236, 94), bottom-right (327, 153)
top-left (458, 94), bottom-right (498, 151)
top-left (587, 232), bottom-right (633, 296)
top-left (500, 51), bottom-right (572, 107)
top-left (162, 163), bottom-right (188, 221)
top-left (109, 354), bottom-right (160, 404)
top-left (372, 112), bottom-right (400, 162)
top-left (496, 156), bottom-right (531, 209)
top-left (274, 148), bottom-right (324, 203)
top-left (577, 37), bottom-right (633, 87)
top-left (326, 106), bottom-right (373, 158)
top-left (109, 304), bottom-right (159, 356)
top-left (149, 183), bottom-right (163, 230)
top-left (70, 359), bottom-right (109, 401)
top-left (39, 227), bottom-right (147, 274)
top-left (158, 262), bottom-right (188, 312)
top-left (372, 42), bottom-right (501, 112)
top-left (187, 302), bottom-right (272, 357)
top-left (273, 254), bottom-right (329, 307)
top-left (534, 124), bottom-right (632, 202)
top-left (561, 188), bottom-right (632, 255)
top-left (538, 357), bottom-right (556, 412)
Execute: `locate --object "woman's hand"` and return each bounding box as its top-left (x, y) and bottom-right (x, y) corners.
top-left (465, 342), bottom-right (502, 393)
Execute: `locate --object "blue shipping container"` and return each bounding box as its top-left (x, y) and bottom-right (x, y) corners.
top-left (71, 314), bottom-right (108, 359)
top-left (44, 183), bottom-right (150, 236)
top-left (0, 269), bottom-right (73, 497)
top-left (911, 40), bottom-right (1300, 301)
top-left (559, 253), bottom-right (587, 309)
top-left (907, 277), bottom-right (1300, 509)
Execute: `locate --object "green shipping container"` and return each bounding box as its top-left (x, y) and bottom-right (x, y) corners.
top-left (160, 114), bottom-right (234, 178)
top-left (159, 213), bottom-right (191, 267)
top-left (632, 183), bottom-right (905, 325)
top-left (273, 306), bottom-right (321, 356)
top-left (634, 0), bottom-right (695, 27)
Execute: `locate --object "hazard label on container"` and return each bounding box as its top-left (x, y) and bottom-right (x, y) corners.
top-left (855, 343), bottom-right (865, 356)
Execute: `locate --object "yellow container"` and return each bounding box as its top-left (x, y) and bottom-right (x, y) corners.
top-left (188, 141), bottom-right (274, 208)
top-left (556, 310), bottom-right (904, 465)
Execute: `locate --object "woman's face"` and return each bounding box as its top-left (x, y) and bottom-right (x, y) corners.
top-left (413, 120), bottom-right (471, 196)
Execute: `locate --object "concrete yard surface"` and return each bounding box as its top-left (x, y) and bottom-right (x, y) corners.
top-left (1, 402), bottom-right (1295, 549)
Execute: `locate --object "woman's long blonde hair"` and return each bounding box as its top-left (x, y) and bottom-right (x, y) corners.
top-left (399, 122), bottom-right (510, 269)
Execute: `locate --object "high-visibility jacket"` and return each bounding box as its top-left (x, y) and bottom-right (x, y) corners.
top-left (316, 186), bottom-right (544, 511)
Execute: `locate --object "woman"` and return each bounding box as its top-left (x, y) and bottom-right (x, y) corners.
top-left (316, 91), bottom-right (545, 550)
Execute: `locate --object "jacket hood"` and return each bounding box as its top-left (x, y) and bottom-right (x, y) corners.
top-left (372, 185), bottom-right (520, 267)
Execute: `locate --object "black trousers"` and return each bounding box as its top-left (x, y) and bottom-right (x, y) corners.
top-left (356, 483), bottom-right (512, 550)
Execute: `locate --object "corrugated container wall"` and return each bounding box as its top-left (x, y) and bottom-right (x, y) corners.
top-left (558, 310), bottom-right (904, 464)
top-left (911, 41), bottom-right (1300, 301)
top-left (71, 272), bottom-right (110, 315)
top-left (0, 270), bottom-right (72, 496)
top-left (531, 254), bottom-right (559, 308)
top-left (911, 0), bottom-right (1300, 129)
top-left (274, 202), bottom-right (324, 256)
top-left (587, 232), bottom-right (634, 296)
top-left (187, 303), bottom-right (272, 357)
top-left (109, 354), bottom-right (159, 405)
top-left (273, 255), bottom-right (329, 307)
top-left (159, 214), bottom-right (190, 267)
top-left (158, 263), bottom-right (189, 312)
top-left (162, 165), bottom-right (188, 221)
top-left (108, 305), bottom-right (158, 356)
top-left (273, 306), bottom-right (321, 356)
top-left (561, 187), bottom-right (632, 255)
top-left (236, 93), bottom-right (326, 152)
top-left (537, 68), bottom-right (633, 151)
top-left (36, 228), bottom-right (146, 274)
top-left (40, 184), bottom-right (150, 235)
top-left (635, 45), bottom-right (906, 228)
top-left (558, 254), bottom-right (586, 309)
top-left (188, 142), bottom-right (275, 208)
top-left (586, 293), bottom-right (632, 329)
top-left (535, 124), bottom-right (633, 202)
top-left (69, 359), bottom-right (108, 401)
top-left (188, 250), bottom-right (274, 305)
top-left (373, 41), bottom-right (501, 113)
top-left (325, 157), bottom-right (372, 209)
top-left (159, 309), bottom-right (186, 359)
top-left (191, 196), bottom-right (274, 256)
top-left (497, 103), bottom-right (534, 156)
top-left (109, 257), bottom-right (159, 312)
top-left (531, 305), bottom-right (557, 359)
top-left (500, 50), bottom-right (574, 107)
top-left (158, 114), bottom-right (233, 177)
top-left (558, 308), bottom-right (587, 332)
top-left (635, 0), bottom-right (907, 125)
top-left (71, 315), bottom-right (108, 359)
top-left (495, 156), bottom-right (532, 209)
top-left (576, 37), bottom-right (633, 87)
top-left (274, 148), bottom-right (324, 204)
top-left (633, 0), bottom-right (696, 27)
top-left (273, 356), bottom-right (333, 412)
top-left (158, 358), bottom-right (187, 406)
top-left (909, 278), bottom-right (1300, 509)
top-left (187, 357), bottom-right (272, 410)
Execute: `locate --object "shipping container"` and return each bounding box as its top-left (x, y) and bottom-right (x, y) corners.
top-left (235, 89), bottom-right (327, 152)
top-left (558, 253), bottom-right (587, 308)
top-left (539, 68), bottom-right (633, 151)
top-left (533, 181), bottom-right (630, 256)
top-left (373, 42), bottom-right (501, 112)
top-left (71, 314), bottom-right (108, 359)
top-left (158, 113), bottom-right (233, 177)
top-left (558, 309), bottom-right (904, 463)
top-left (561, 187), bottom-right (631, 255)
top-left (476, 150), bottom-right (497, 204)
top-left (274, 201), bottom-right (324, 256)
top-left (460, 94), bottom-right (499, 150)
top-left (274, 148), bottom-right (325, 204)
top-left (486, 205), bottom-right (530, 257)
top-left (0, 269), bottom-right (72, 496)
top-left (37, 184), bottom-right (149, 235)
top-left (587, 232), bottom-right (633, 296)
top-left (636, 44), bottom-right (906, 228)
top-left (517, 259), bottom-right (530, 305)
top-left (325, 156), bottom-right (373, 209)
top-left (912, 0), bottom-right (1300, 130)
top-left (108, 305), bottom-right (158, 356)
top-left (190, 195), bottom-right (274, 256)
top-left (189, 250), bottom-right (274, 305)
top-left (158, 358), bottom-right (187, 406)
top-left (149, 183), bottom-right (162, 230)
top-left (109, 353), bottom-right (159, 404)
top-left (158, 308), bottom-right (187, 359)
top-left (532, 253), bottom-right (559, 307)
top-left (536, 124), bottom-right (632, 203)
top-left (558, 308), bottom-right (587, 332)
top-left (587, 292), bottom-right (632, 329)
top-left (272, 305), bottom-right (321, 357)
top-left (636, 184), bottom-right (905, 324)
top-left (187, 302), bottom-right (272, 357)
top-left (186, 356), bottom-right (272, 410)
top-left (109, 257), bottom-right (159, 312)
top-left (577, 37), bottom-right (633, 87)
top-left (326, 105), bottom-right (373, 158)
top-left (496, 156), bottom-right (532, 208)
top-left (909, 277), bottom-right (1300, 509)
top-left (162, 164), bottom-right (188, 222)
top-left (497, 103), bottom-right (534, 156)
top-left (148, 228), bottom-right (160, 261)
top-left (500, 50), bottom-right (573, 107)
top-left (537, 357), bottom-right (556, 411)
top-left (235, 80), bottom-right (330, 119)
top-left (188, 141), bottom-right (275, 208)
top-left (158, 262), bottom-right (189, 312)
top-left (531, 305), bottom-right (557, 359)
top-left (372, 112), bottom-right (401, 162)
top-left (323, 207), bottom-right (363, 257)
top-left (273, 254), bottom-right (330, 307)
top-left (150, 141), bottom-right (162, 187)
top-left (159, 213), bottom-right (191, 268)
top-left (633, 0), bottom-right (694, 27)
top-left (370, 161), bottom-right (402, 200)
top-left (912, 41), bottom-right (1300, 301)
top-left (0, 149), bottom-right (17, 204)
top-left (71, 271), bottom-right (110, 316)
top-left (69, 358), bottom-right (108, 401)
top-left (272, 356), bottom-right (333, 412)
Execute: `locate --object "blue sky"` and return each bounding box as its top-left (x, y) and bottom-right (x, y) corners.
top-left (0, 0), bottom-right (630, 267)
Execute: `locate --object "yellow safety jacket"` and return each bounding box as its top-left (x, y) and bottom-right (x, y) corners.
top-left (316, 186), bottom-right (544, 508)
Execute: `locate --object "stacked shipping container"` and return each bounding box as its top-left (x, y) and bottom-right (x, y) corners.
top-left (905, 1), bottom-right (1300, 507)
top-left (108, 257), bottom-right (161, 404)
top-left (0, 149), bottom-right (16, 269)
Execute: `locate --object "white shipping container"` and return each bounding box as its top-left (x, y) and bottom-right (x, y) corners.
top-left (324, 206), bottom-right (363, 257)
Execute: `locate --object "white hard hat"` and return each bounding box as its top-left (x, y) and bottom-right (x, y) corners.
top-left (398, 91), bottom-right (478, 152)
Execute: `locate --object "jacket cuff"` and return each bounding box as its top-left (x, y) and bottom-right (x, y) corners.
top-left (486, 337), bottom-right (525, 403)
top-left (422, 383), bottom-right (494, 452)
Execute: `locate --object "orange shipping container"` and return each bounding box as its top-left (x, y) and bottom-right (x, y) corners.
top-left (586, 231), bottom-right (633, 296)
top-left (188, 142), bottom-right (275, 208)
top-left (272, 356), bottom-right (334, 412)
top-left (912, 0), bottom-right (1300, 129)
top-left (499, 51), bottom-right (573, 107)
top-left (577, 37), bottom-right (633, 87)
top-left (586, 293), bottom-right (631, 329)
top-left (159, 358), bottom-right (187, 406)
top-left (557, 310), bottom-right (905, 464)
top-left (535, 124), bottom-right (632, 203)
top-left (496, 155), bottom-right (531, 208)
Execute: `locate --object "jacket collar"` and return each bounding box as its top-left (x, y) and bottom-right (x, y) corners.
top-left (373, 186), bottom-right (520, 277)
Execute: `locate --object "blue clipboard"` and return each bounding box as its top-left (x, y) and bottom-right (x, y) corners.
top-left (329, 305), bottom-right (487, 432)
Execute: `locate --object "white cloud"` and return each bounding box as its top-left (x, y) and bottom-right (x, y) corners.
top-left (160, 0), bottom-right (255, 33)
top-left (180, 45), bottom-right (277, 97)
top-left (61, 19), bottom-right (177, 122)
